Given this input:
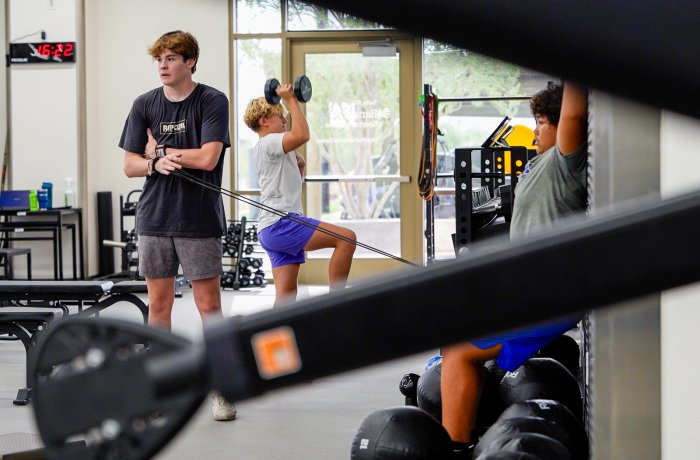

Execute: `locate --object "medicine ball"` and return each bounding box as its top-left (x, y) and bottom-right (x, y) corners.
top-left (416, 358), bottom-right (505, 430)
top-left (399, 373), bottom-right (420, 406)
top-left (416, 360), bottom-right (442, 421)
top-left (350, 406), bottom-right (451, 460)
top-left (475, 432), bottom-right (572, 460)
top-left (477, 360), bottom-right (507, 433)
top-left (536, 334), bottom-right (580, 376)
top-left (497, 400), bottom-right (588, 459)
top-left (474, 416), bottom-right (576, 459)
top-left (499, 358), bottom-right (582, 421)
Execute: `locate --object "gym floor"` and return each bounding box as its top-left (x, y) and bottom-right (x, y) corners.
top-left (0, 285), bottom-right (430, 459)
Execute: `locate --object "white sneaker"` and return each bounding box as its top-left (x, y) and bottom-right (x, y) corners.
top-left (212, 393), bottom-right (237, 421)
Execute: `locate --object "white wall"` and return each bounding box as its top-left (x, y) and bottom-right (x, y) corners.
top-left (5, 0), bottom-right (78, 277)
top-left (8, 0), bottom-right (78, 192)
top-left (84, 0), bottom-right (230, 276)
top-left (659, 111), bottom-right (700, 460)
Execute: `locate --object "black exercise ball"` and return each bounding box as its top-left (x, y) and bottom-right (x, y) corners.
top-left (416, 361), bottom-right (442, 421)
top-left (399, 373), bottom-right (420, 406)
top-left (496, 400), bottom-right (588, 459)
top-left (475, 432), bottom-right (572, 460)
top-left (474, 416), bottom-right (575, 459)
top-left (350, 406), bottom-right (452, 460)
top-left (477, 360), bottom-right (507, 433)
top-left (416, 358), bottom-right (504, 431)
top-left (499, 358), bottom-right (582, 421)
top-left (536, 334), bottom-right (580, 376)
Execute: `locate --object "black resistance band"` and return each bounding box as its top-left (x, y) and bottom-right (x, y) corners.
top-left (171, 169), bottom-right (419, 267)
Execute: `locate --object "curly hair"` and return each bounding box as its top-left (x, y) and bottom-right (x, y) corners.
top-left (148, 30), bottom-right (199, 74)
top-left (243, 97), bottom-right (287, 132)
top-left (530, 82), bottom-right (563, 126)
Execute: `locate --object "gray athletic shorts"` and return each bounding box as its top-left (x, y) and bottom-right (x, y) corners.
top-left (138, 235), bottom-right (222, 280)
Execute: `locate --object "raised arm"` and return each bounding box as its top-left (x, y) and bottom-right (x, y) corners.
top-left (556, 82), bottom-right (588, 156)
top-left (278, 84), bottom-right (310, 153)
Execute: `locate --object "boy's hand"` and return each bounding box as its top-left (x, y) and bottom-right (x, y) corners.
top-left (145, 128), bottom-right (158, 159)
top-left (276, 83), bottom-right (295, 101)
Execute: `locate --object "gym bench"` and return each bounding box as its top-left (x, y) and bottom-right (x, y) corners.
top-left (0, 280), bottom-right (149, 323)
top-left (0, 280), bottom-right (150, 404)
top-left (0, 309), bottom-right (63, 405)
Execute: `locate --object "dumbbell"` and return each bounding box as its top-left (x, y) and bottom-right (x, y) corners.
top-left (264, 75), bottom-right (313, 105)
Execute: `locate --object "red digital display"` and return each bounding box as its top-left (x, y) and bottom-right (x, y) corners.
top-left (9, 41), bottom-right (77, 64)
top-left (35, 42), bottom-right (74, 58)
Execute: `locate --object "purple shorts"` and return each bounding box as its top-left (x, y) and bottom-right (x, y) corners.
top-left (258, 214), bottom-right (320, 268)
top-left (472, 317), bottom-right (579, 371)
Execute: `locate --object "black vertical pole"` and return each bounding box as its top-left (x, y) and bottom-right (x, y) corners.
top-left (423, 84), bottom-right (435, 264)
top-left (96, 191), bottom-right (115, 277)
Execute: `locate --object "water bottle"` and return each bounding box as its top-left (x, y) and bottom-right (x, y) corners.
top-left (29, 190), bottom-right (39, 211)
top-left (64, 177), bottom-right (75, 208)
top-left (41, 182), bottom-right (53, 209)
top-left (38, 190), bottom-right (49, 210)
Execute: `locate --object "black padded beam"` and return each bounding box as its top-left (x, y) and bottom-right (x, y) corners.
top-left (305, 0), bottom-right (700, 119)
top-left (0, 281), bottom-right (114, 301)
top-left (201, 188), bottom-right (700, 401)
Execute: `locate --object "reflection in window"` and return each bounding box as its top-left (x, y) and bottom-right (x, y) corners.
top-left (287, 0), bottom-right (389, 30)
top-left (235, 39), bottom-right (282, 191)
top-left (235, 0), bottom-right (281, 34)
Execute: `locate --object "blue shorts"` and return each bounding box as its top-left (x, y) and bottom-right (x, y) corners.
top-left (258, 214), bottom-right (320, 268)
top-left (472, 317), bottom-right (579, 371)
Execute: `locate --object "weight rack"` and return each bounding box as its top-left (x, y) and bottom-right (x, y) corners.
top-left (221, 217), bottom-right (267, 290)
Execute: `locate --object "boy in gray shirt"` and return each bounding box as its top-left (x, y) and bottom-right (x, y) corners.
top-left (243, 82), bottom-right (357, 306)
top-left (441, 82), bottom-right (588, 457)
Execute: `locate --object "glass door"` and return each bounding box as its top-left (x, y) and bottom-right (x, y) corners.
top-left (290, 40), bottom-right (421, 283)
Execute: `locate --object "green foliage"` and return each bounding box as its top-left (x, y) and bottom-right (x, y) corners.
top-left (424, 40), bottom-right (522, 116)
top-left (305, 52), bottom-right (400, 219)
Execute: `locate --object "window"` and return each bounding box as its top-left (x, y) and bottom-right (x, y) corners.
top-left (287, 1), bottom-right (388, 31)
top-left (234, 38), bottom-right (282, 193)
top-left (235, 0), bottom-right (282, 33)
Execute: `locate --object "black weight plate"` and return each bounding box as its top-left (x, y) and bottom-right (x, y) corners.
top-left (294, 75), bottom-right (312, 102)
top-left (32, 317), bottom-right (207, 460)
top-left (264, 78), bottom-right (281, 104)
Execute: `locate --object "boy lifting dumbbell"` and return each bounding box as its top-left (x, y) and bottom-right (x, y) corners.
top-left (243, 78), bottom-right (356, 306)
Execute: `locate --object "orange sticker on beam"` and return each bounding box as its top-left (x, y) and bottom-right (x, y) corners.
top-left (252, 326), bottom-right (302, 380)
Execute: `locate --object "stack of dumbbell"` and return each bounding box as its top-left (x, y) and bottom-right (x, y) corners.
top-left (122, 229), bottom-right (140, 280)
top-left (221, 219), bottom-right (267, 290)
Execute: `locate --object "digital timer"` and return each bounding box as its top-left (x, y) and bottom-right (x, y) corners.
top-left (9, 41), bottom-right (76, 64)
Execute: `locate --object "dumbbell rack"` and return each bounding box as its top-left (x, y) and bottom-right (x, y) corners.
top-left (120, 191), bottom-right (141, 280)
top-left (221, 217), bottom-right (267, 290)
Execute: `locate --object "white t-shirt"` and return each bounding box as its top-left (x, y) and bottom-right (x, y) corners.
top-left (255, 132), bottom-right (304, 230)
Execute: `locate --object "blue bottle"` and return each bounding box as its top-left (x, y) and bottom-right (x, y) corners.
top-left (41, 182), bottom-right (53, 209)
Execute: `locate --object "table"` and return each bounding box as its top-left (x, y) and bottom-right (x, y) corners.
top-left (0, 207), bottom-right (84, 280)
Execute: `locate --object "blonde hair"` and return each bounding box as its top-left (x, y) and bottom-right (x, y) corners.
top-left (148, 30), bottom-right (199, 74)
top-left (243, 97), bottom-right (287, 132)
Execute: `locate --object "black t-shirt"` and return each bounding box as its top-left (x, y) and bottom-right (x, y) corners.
top-left (119, 84), bottom-right (230, 237)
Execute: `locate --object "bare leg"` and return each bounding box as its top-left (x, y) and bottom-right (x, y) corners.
top-left (271, 263), bottom-right (301, 307)
top-left (304, 222), bottom-right (356, 289)
top-left (441, 342), bottom-right (502, 443)
top-left (146, 276), bottom-right (176, 330)
top-left (191, 276), bottom-right (223, 324)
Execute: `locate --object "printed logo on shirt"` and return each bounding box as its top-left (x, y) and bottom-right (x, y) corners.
top-left (160, 119), bottom-right (187, 136)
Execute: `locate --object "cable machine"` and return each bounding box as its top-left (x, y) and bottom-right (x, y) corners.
top-left (419, 84), bottom-right (535, 261)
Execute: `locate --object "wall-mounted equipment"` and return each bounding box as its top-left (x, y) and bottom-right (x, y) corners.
top-left (9, 42), bottom-right (76, 64)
